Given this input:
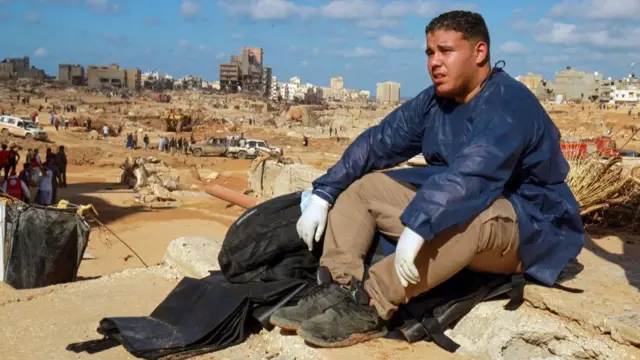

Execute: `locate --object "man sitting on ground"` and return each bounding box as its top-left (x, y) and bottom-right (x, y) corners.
top-left (270, 10), bottom-right (585, 348)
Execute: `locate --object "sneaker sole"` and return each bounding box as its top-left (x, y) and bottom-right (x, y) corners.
top-left (269, 314), bottom-right (302, 332)
top-left (297, 327), bottom-right (388, 348)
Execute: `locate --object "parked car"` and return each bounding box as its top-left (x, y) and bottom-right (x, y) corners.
top-left (226, 139), bottom-right (283, 159)
top-left (0, 115), bottom-right (48, 141)
top-left (190, 137), bottom-right (228, 157)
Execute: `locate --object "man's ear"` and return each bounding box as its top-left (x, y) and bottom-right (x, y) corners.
top-left (474, 41), bottom-right (489, 66)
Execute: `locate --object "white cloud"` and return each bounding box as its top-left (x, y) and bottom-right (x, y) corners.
top-left (178, 39), bottom-right (188, 47)
top-left (328, 46), bottom-right (376, 58)
top-left (23, 11), bottom-right (40, 22)
top-left (218, 0), bottom-right (314, 20)
top-left (216, 52), bottom-right (227, 60)
top-left (251, 0), bottom-right (314, 20)
top-left (300, 60), bottom-right (309, 67)
top-left (534, 18), bottom-right (640, 49)
top-left (551, 0), bottom-right (640, 20)
top-left (378, 35), bottom-right (421, 49)
top-left (380, 1), bottom-right (414, 18)
top-left (499, 40), bottom-right (529, 54)
top-left (321, 0), bottom-right (377, 19)
top-left (312, 47), bottom-right (320, 55)
top-left (33, 47), bottom-right (47, 57)
top-left (217, 0), bottom-right (477, 28)
top-left (231, 33), bottom-right (243, 39)
top-left (86, 0), bottom-right (120, 14)
top-left (180, 0), bottom-right (199, 20)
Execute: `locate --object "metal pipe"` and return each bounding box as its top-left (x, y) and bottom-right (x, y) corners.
top-left (203, 184), bottom-right (259, 209)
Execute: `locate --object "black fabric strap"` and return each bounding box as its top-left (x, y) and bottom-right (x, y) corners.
top-left (504, 274), bottom-right (525, 311)
top-left (422, 317), bottom-right (460, 352)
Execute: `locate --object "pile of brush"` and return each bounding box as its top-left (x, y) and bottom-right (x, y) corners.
top-left (566, 155), bottom-right (640, 228)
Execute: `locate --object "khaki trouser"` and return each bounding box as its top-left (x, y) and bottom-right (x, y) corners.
top-left (319, 172), bottom-right (522, 320)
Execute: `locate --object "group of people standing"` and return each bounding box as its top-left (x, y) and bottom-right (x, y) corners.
top-left (0, 145), bottom-right (67, 206)
top-left (157, 135), bottom-right (193, 155)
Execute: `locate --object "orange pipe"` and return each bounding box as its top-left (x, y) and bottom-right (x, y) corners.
top-left (203, 184), bottom-right (259, 209)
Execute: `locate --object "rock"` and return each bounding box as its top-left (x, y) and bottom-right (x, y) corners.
top-left (147, 156), bottom-right (160, 163)
top-left (163, 236), bottom-right (222, 278)
top-left (448, 299), bottom-right (637, 360)
top-left (133, 167), bottom-right (148, 189)
top-left (151, 184), bottom-right (173, 200)
top-left (86, 130), bottom-right (100, 140)
top-left (248, 160), bottom-right (323, 198)
top-left (162, 179), bottom-right (179, 191)
top-left (205, 171), bottom-right (219, 181)
top-left (143, 194), bottom-right (157, 203)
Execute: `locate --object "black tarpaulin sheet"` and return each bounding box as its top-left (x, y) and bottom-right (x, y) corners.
top-left (68, 272), bottom-right (308, 359)
top-left (3, 203), bottom-right (91, 289)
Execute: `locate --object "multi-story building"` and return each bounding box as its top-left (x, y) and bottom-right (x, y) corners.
top-left (58, 64), bottom-right (85, 85)
top-left (219, 47), bottom-right (266, 93)
top-left (219, 60), bottom-right (241, 92)
top-left (376, 81), bottom-right (401, 104)
top-left (269, 76), bottom-right (279, 100)
top-left (516, 73), bottom-right (543, 92)
top-left (613, 89), bottom-right (639, 104)
top-left (262, 66), bottom-right (272, 97)
top-left (87, 64), bottom-right (140, 90)
top-left (0, 56), bottom-right (45, 80)
top-left (551, 66), bottom-right (603, 101)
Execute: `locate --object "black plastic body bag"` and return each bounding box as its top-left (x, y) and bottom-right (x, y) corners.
top-left (67, 272), bottom-right (310, 359)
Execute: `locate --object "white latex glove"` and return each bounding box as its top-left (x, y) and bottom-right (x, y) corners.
top-left (394, 227), bottom-right (426, 287)
top-left (296, 194), bottom-right (330, 251)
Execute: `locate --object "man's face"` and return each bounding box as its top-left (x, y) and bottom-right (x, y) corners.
top-left (425, 30), bottom-right (481, 98)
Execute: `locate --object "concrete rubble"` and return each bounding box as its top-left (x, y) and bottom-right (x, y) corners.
top-left (120, 155), bottom-right (182, 203)
top-left (248, 159), bottom-right (324, 198)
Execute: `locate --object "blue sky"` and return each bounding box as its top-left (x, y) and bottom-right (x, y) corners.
top-left (0, 0), bottom-right (639, 97)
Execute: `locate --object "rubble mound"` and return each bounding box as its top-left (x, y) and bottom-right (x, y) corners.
top-left (120, 156), bottom-right (181, 204)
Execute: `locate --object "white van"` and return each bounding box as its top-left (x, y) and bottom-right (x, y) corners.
top-left (0, 115), bottom-right (49, 141)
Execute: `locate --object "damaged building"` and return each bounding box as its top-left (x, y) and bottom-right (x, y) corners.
top-left (58, 64), bottom-right (85, 85)
top-left (0, 56), bottom-right (46, 81)
top-left (87, 64), bottom-right (141, 90)
top-left (219, 47), bottom-right (268, 94)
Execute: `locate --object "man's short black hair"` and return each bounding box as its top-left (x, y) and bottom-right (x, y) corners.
top-left (425, 10), bottom-right (490, 48)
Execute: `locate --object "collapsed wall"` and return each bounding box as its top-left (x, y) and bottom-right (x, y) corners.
top-left (248, 160), bottom-right (324, 198)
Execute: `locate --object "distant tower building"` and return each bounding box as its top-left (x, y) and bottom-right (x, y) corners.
top-left (376, 81), bottom-right (401, 104)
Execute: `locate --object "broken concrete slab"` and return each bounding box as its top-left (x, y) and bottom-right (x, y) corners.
top-left (521, 232), bottom-right (640, 348)
top-left (248, 160), bottom-right (323, 198)
top-left (163, 236), bottom-right (222, 278)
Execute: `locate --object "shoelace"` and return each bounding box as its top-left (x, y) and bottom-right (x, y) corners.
top-left (332, 294), bottom-right (362, 317)
top-left (300, 282), bottom-right (333, 303)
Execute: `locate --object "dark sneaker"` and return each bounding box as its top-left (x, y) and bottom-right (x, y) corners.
top-left (297, 276), bottom-right (387, 348)
top-left (270, 266), bottom-right (349, 331)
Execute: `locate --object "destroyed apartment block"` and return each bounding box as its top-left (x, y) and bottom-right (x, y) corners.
top-left (0, 56), bottom-right (46, 81)
top-left (87, 64), bottom-right (141, 90)
top-left (218, 47), bottom-right (270, 95)
top-left (58, 64), bottom-right (85, 85)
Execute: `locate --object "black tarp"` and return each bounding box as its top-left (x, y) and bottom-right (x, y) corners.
top-left (3, 202), bottom-right (91, 289)
top-left (67, 272), bottom-right (309, 360)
